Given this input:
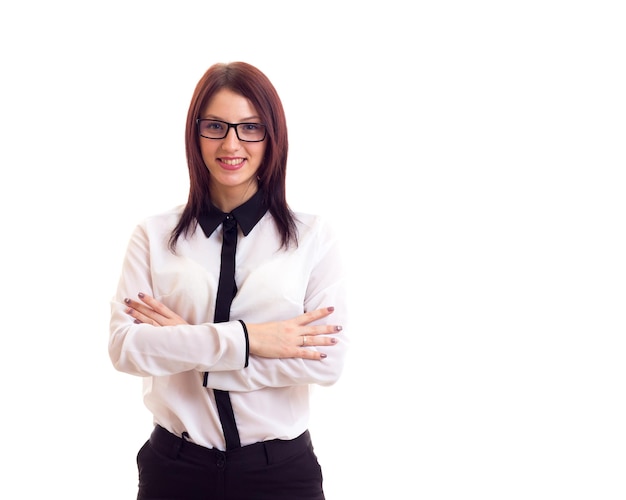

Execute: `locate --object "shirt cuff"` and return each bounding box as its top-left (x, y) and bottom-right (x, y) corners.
top-left (238, 319), bottom-right (250, 368)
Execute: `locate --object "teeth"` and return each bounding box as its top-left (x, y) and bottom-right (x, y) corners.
top-left (222, 158), bottom-right (244, 166)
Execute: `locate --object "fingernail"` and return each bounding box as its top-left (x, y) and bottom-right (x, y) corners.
top-left (331, 338), bottom-right (338, 344)
top-left (138, 292), bottom-right (145, 298)
top-left (320, 353), bottom-right (327, 359)
top-left (327, 306), bottom-right (335, 312)
top-left (335, 326), bottom-right (342, 332)
top-left (124, 298), bottom-right (130, 304)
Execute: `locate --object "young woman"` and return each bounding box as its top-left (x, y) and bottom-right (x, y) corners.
top-left (109, 61), bottom-right (348, 499)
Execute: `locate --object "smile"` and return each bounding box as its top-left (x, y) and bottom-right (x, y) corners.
top-left (220, 158), bottom-right (245, 166)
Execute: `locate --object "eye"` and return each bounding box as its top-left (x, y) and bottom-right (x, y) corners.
top-left (241, 123), bottom-right (262, 132)
top-left (204, 120), bottom-right (226, 131)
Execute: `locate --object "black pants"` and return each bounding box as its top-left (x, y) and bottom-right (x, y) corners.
top-left (136, 425), bottom-right (325, 500)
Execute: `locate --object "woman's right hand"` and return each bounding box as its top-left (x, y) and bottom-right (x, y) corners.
top-left (247, 307), bottom-right (342, 361)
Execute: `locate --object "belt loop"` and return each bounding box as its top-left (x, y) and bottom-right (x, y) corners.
top-left (175, 431), bottom-right (190, 459)
top-left (262, 441), bottom-right (271, 465)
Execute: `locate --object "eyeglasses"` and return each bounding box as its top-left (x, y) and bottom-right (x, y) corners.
top-left (197, 119), bottom-right (267, 142)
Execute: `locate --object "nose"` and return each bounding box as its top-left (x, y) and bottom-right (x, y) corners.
top-left (221, 126), bottom-right (241, 151)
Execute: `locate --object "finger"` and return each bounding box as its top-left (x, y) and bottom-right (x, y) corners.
top-left (123, 297), bottom-right (158, 316)
top-left (303, 324), bottom-right (343, 337)
top-left (137, 292), bottom-right (179, 319)
top-left (296, 349), bottom-right (328, 361)
top-left (295, 306), bottom-right (335, 326)
top-left (301, 334), bottom-right (339, 347)
top-left (124, 297), bottom-right (169, 325)
top-left (124, 294), bottom-right (185, 326)
top-left (123, 297), bottom-right (143, 310)
top-left (124, 301), bottom-right (167, 323)
top-left (125, 307), bottom-right (158, 325)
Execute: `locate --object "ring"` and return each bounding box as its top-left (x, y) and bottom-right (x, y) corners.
top-left (302, 336), bottom-right (307, 346)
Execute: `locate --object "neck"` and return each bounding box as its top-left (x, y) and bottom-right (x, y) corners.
top-left (210, 179), bottom-right (259, 213)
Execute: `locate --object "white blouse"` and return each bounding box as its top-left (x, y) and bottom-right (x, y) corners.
top-left (109, 204), bottom-right (348, 450)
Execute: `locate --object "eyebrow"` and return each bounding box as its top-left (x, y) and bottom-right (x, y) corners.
top-left (202, 114), bottom-right (262, 122)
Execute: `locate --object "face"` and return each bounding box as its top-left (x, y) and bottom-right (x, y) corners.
top-left (199, 88), bottom-right (267, 209)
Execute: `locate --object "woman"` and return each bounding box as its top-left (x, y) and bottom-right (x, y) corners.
top-left (109, 61), bottom-right (348, 499)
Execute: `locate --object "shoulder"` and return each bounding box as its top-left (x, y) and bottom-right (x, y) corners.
top-left (293, 211), bottom-right (339, 242)
top-left (141, 205), bottom-right (184, 225)
top-left (293, 211), bottom-right (323, 231)
top-left (134, 205), bottom-right (185, 237)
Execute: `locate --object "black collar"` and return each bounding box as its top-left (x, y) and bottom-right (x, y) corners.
top-left (197, 189), bottom-right (267, 238)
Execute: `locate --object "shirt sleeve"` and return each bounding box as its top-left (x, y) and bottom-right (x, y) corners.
top-left (204, 217), bottom-right (350, 391)
top-left (108, 222), bottom-right (248, 376)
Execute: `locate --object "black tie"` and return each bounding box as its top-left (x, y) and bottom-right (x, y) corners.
top-left (214, 214), bottom-right (238, 321)
top-left (207, 214), bottom-right (241, 450)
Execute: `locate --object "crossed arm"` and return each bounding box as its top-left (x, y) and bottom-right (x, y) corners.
top-left (123, 292), bottom-right (342, 362)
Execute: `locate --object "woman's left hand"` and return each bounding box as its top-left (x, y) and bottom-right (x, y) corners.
top-left (124, 293), bottom-right (188, 326)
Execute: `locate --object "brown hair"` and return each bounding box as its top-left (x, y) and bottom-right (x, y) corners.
top-left (169, 61), bottom-right (297, 251)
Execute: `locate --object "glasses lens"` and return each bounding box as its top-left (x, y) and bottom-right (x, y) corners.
top-left (236, 123), bottom-right (266, 142)
top-left (199, 120), bottom-right (228, 139)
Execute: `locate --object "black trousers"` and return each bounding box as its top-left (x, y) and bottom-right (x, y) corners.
top-left (136, 425), bottom-right (325, 500)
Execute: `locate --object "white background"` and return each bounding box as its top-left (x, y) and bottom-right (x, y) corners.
top-left (1, 1), bottom-right (625, 499)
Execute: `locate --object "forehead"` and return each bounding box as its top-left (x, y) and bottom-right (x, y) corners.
top-left (201, 88), bottom-right (259, 121)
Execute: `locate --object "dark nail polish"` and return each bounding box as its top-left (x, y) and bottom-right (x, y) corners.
top-left (335, 326), bottom-right (342, 332)
top-left (327, 306), bottom-right (335, 312)
top-left (124, 298), bottom-right (130, 304)
top-left (320, 353), bottom-right (327, 359)
top-left (138, 292), bottom-right (145, 298)
top-left (331, 338), bottom-right (338, 344)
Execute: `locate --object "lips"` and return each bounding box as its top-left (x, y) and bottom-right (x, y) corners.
top-left (219, 157), bottom-right (246, 169)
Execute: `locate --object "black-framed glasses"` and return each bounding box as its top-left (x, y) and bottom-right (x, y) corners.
top-left (197, 119), bottom-right (267, 142)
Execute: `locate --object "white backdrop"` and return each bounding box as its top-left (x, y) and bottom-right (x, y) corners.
top-left (1, 1), bottom-right (625, 499)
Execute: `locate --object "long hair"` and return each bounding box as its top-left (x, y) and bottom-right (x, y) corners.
top-left (169, 62), bottom-right (297, 251)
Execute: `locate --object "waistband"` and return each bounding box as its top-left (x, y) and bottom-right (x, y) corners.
top-left (149, 425), bottom-right (312, 467)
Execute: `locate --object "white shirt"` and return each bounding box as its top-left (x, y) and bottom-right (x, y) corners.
top-left (109, 201), bottom-right (348, 450)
